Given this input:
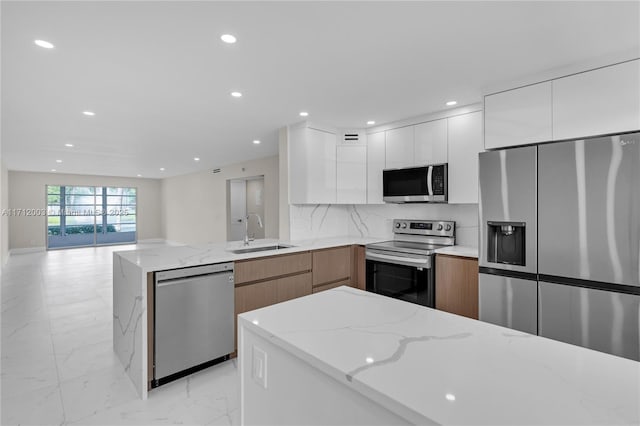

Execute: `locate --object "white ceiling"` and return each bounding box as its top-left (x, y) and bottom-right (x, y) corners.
top-left (2, 1), bottom-right (639, 179)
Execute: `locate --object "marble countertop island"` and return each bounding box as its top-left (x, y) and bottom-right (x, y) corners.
top-left (238, 286), bottom-right (640, 425)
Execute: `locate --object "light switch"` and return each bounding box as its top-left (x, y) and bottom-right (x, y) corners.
top-left (252, 345), bottom-right (267, 389)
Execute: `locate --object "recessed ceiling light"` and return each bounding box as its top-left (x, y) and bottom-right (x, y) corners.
top-left (253, 140), bottom-right (261, 144)
top-left (51, 169), bottom-right (57, 172)
top-left (64, 143), bottom-right (74, 147)
top-left (220, 34), bottom-right (237, 44)
top-left (83, 111), bottom-right (95, 116)
top-left (299, 111), bottom-right (309, 117)
top-left (367, 120), bottom-right (376, 125)
top-left (446, 101), bottom-right (457, 106)
top-left (365, 357), bottom-right (374, 364)
top-left (160, 167), bottom-right (165, 171)
top-left (34, 39), bottom-right (54, 49)
top-left (194, 157), bottom-right (200, 162)
top-left (446, 393), bottom-right (456, 401)
top-left (230, 91), bottom-right (242, 98)
top-left (55, 159), bottom-right (62, 163)
top-left (137, 174), bottom-right (142, 177)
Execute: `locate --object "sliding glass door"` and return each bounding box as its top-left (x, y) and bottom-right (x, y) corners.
top-left (46, 185), bottom-right (137, 249)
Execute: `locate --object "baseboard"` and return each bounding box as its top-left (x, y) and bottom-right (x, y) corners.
top-left (137, 238), bottom-right (166, 244)
top-left (9, 247), bottom-right (46, 255)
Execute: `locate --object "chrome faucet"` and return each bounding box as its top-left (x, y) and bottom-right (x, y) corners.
top-left (244, 213), bottom-right (263, 246)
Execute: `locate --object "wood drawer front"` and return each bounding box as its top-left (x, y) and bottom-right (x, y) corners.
top-left (312, 246), bottom-right (352, 286)
top-left (312, 279), bottom-right (352, 294)
top-left (235, 251), bottom-right (312, 284)
top-left (277, 272), bottom-right (312, 303)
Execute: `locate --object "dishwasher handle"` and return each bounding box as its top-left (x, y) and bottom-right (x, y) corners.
top-left (156, 273), bottom-right (234, 288)
top-left (155, 262), bottom-right (234, 283)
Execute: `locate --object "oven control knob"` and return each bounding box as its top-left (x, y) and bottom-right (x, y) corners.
top-left (445, 224), bottom-right (452, 231)
top-left (395, 222), bottom-right (401, 229)
top-left (401, 222), bottom-right (407, 229)
top-left (437, 224), bottom-right (443, 231)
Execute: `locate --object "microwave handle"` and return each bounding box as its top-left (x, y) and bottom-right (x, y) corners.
top-left (427, 166), bottom-right (433, 196)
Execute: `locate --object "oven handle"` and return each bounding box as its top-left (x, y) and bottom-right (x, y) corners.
top-left (366, 251), bottom-right (431, 268)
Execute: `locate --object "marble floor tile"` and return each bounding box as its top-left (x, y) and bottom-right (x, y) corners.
top-left (1, 244), bottom-right (240, 426)
top-left (1, 383), bottom-right (66, 425)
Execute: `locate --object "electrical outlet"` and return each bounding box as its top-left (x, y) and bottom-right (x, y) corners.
top-left (252, 345), bottom-right (267, 389)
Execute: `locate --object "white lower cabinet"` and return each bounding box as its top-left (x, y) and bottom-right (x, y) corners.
top-left (288, 124), bottom-right (336, 204)
top-left (553, 59), bottom-right (640, 140)
top-left (366, 131), bottom-right (385, 204)
top-left (337, 145), bottom-right (367, 204)
top-left (448, 111), bottom-right (483, 204)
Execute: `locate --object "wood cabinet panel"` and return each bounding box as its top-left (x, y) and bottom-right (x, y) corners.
top-left (447, 111), bottom-right (483, 204)
top-left (353, 245), bottom-right (366, 291)
top-left (235, 252), bottom-right (312, 284)
top-left (385, 126), bottom-right (414, 169)
top-left (312, 279), bottom-right (352, 294)
top-left (366, 131), bottom-right (386, 204)
top-left (312, 246), bottom-right (351, 286)
top-left (276, 272), bottom-right (312, 303)
top-left (435, 254), bottom-right (479, 319)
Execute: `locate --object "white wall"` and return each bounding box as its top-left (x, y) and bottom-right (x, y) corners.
top-left (289, 203), bottom-right (478, 247)
top-left (7, 171), bottom-right (163, 250)
top-left (162, 155), bottom-right (279, 244)
top-left (278, 127), bottom-right (290, 240)
top-left (1, 162), bottom-right (8, 264)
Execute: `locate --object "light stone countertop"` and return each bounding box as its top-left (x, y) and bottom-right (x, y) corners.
top-left (238, 286), bottom-right (640, 425)
top-left (434, 245), bottom-right (478, 258)
top-left (114, 237), bottom-right (386, 273)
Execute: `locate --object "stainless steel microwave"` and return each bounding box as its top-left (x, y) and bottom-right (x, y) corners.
top-left (382, 164), bottom-right (448, 203)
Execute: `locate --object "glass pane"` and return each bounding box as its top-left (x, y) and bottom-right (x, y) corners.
top-left (107, 196), bottom-right (136, 205)
top-left (47, 216), bottom-right (60, 235)
top-left (48, 206), bottom-right (61, 215)
top-left (95, 187), bottom-right (103, 195)
top-left (66, 186), bottom-right (94, 195)
top-left (65, 195), bottom-right (95, 205)
top-left (47, 194), bottom-right (61, 205)
top-left (107, 214), bottom-right (135, 224)
top-left (65, 215), bottom-right (95, 226)
top-left (64, 225), bottom-right (95, 235)
top-left (47, 185), bottom-right (60, 195)
top-left (106, 187), bottom-right (136, 196)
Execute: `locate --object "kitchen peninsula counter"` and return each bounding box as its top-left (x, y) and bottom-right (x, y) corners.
top-left (239, 286), bottom-right (640, 425)
top-left (113, 237), bottom-right (384, 399)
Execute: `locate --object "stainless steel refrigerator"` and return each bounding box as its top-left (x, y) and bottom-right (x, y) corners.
top-left (479, 132), bottom-right (640, 361)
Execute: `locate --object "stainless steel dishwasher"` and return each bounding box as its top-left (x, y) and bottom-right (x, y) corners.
top-left (153, 262), bottom-right (234, 387)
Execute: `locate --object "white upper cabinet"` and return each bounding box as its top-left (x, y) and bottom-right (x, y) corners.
top-left (448, 111), bottom-right (483, 204)
top-left (385, 126), bottom-right (414, 169)
top-left (337, 145), bottom-right (367, 204)
top-left (484, 81), bottom-right (552, 149)
top-left (288, 124), bottom-right (336, 204)
top-left (366, 131), bottom-right (386, 204)
top-left (414, 119), bottom-right (448, 165)
top-left (553, 60), bottom-right (640, 140)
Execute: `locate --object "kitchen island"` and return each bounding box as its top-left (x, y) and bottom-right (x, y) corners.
top-left (112, 237), bottom-right (383, 399)
top-left (238, 286), bottom-right (640, 425)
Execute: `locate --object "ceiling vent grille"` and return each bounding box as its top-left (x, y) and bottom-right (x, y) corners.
top-left (339, 130), bottom-right (365, 145)
top-left (212, 168), bottom-right (221, 174)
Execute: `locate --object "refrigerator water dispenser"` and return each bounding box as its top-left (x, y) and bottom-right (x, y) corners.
top-left (487, 221), bottom-right (526, 266)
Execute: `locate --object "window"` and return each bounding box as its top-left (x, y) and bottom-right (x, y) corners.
top-left (46, 185), bottom-right (137, 249)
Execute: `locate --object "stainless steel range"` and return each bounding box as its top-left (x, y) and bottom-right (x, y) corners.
top-left (365, 219), bottom-right (455, 307)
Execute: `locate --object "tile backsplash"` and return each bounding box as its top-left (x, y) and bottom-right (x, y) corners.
top-left (289, 203), bottom-right (478, 247)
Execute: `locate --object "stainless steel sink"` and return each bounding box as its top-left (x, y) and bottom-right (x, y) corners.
top-left (229, 244), bottom-right (295, 254)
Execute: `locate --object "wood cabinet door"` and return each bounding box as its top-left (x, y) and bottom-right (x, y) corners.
top-left (435, 254), bottom-right (479, 319)
top-left (312, 246), bottom-right (352, 287)
top-left (276, 272), bottom-right (312, 303)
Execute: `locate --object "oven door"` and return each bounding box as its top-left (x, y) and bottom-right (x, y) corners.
top-left (365, 250), bottom-right (434, 307)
